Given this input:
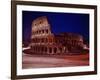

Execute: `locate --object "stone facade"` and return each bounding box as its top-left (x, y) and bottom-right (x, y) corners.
top-left (30, 16), bottom-right (84, 55)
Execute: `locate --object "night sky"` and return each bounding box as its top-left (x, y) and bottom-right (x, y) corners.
top-left (22, 11), bottom-right (89, 43)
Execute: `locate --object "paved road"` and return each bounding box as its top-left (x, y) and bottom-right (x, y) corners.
top-left (22, 53), bottom-right (89, 69)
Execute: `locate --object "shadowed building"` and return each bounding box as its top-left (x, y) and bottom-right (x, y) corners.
top-left (30, 16), bottom-right (85, 55)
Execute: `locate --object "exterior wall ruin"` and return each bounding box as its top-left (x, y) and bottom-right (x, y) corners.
top-left (30, 16), bottom-right (84, 55)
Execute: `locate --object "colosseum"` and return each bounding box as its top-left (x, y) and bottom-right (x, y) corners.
top-left (30, 16), bottom-right (85, 55)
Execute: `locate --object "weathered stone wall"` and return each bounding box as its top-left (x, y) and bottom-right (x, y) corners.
top-left (30, 16), bottom-right (84, 55)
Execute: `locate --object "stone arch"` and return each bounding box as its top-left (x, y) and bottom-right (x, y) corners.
top-left (54, 47), bottom-right (57, 53)
top-left (44, 47), bottom-right (47, 53)
top-left (49, 47), bottom-right (52, 53)
top-left (59, 47), bottom-right (62, 53)
top-left (46, 29), bottom-right (48, 33)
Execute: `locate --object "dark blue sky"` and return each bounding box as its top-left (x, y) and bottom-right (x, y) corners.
top-left (22, 11), bottom-right (89, 43)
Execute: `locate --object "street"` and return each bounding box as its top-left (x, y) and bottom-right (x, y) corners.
top-left (22, 53), bottom-right (89, 69)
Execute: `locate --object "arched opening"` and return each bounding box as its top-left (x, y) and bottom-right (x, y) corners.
top-left (42, 30), bottom-right (44, 33)
top-left (44, 47), bottom-right (47, 53)
top-left (41, 47), bottom-right (44, 52)
top-left (49, 47), bottom-right (52, 53)
top-left (54, 47), bottom-right (57, 53)
top-left (59, 47), bottom-right (62, 53)
top-left (46, 29), bottom-right (48, 33)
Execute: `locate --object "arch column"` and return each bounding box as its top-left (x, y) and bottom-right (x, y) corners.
top-left (47, 47), bottom-right (49, 54)
top-left (57, 47), bottom-right (60, 54)
top-left (51, 47), bottom-right (54, 54)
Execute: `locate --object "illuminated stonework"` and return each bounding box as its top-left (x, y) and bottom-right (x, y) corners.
top-left (30, 16), bottom-right (84, 54)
